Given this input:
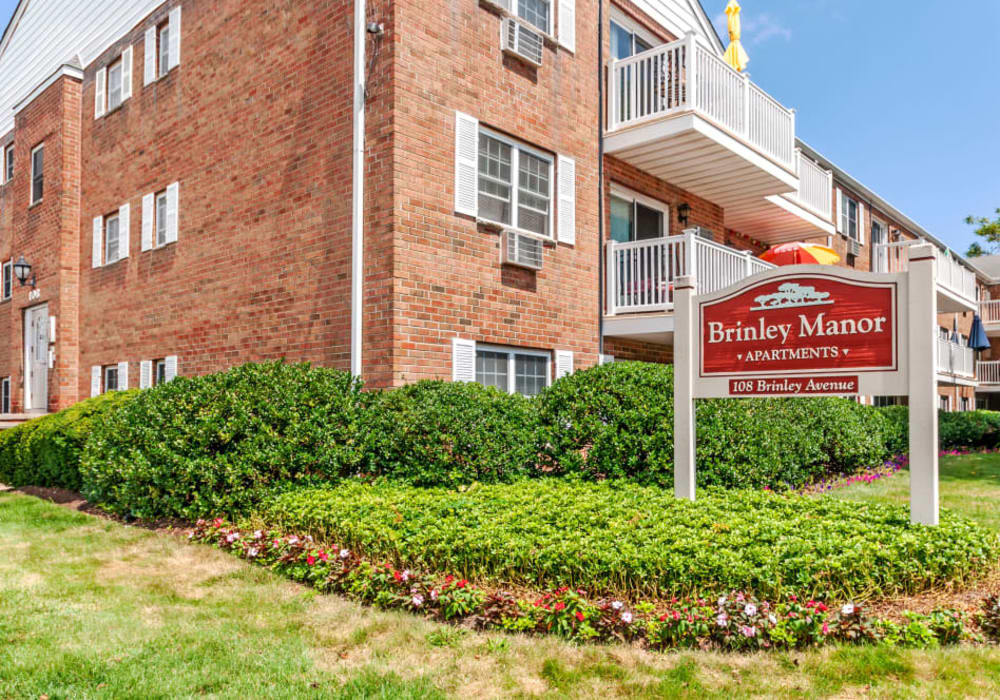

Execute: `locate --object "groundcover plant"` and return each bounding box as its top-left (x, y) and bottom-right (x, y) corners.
top-left (256, 480), bottom-right (996, 601)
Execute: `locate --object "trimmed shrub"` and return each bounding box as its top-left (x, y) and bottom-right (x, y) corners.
top-left (359, 380), bottom-right (540, 487)
top-left (81, 362), bottom-right (364, 519)
top-left (259, 479), bottom-right (998, 600)
top-left (878, 405), bottom-right (909, 454)
top-left (0, 391), bottom-right (137, 491)
top-left (939, 410), bottom-right (1000, 449)
top-left (538, 362), bottom-right (895, 489)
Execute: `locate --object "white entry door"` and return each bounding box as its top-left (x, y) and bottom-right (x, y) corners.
top-left (24, 304), bottom-right (48, 412)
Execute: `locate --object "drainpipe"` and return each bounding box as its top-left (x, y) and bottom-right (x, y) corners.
top-left (597, 0), bottom-right (605, 358)
top-left (350, 0), bottom-right (366, 378)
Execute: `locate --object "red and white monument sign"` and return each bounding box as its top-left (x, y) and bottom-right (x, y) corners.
top-left (673, 244), bottom-right (939, 525)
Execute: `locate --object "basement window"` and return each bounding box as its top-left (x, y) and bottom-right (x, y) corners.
top-left (104, 365), bottom-right (119, 392)
top-left (475, 345), bottom-right (550, 397)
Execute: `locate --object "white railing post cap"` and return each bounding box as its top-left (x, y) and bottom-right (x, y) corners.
top-left (676, 275), bottom-right (695, 291)
top-left (909, 243), bottom-right (937, 261)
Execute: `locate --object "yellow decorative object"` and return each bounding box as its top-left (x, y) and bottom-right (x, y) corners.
top-left (723, 0), bottom-right (750, 72)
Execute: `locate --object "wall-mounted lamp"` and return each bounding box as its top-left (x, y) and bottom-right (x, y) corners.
top-left (13, 255), bottom-right (35, 288)
top-left (677, 203), bottom-right (691, 227)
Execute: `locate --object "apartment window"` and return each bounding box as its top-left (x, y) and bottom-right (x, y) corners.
top-left (872, 396), bottom-right (900, 408)
top-left (517, 0), bottom-right (551, 34)
top-left (961, 397), bottom-right (971, 412)
top-left (155, 191), bottom-right (168, 246)
top-left (475, 346), bottom-right (550, 397)
top-left (30, 144), bottom-right (43, 204)
top-left (104, 365), bottom-right (119, 392)
top-left (610, 19), bottom-right (652, 59)
top-left (105, 214), bottom-right (121, 264)
top-left (477, 131), bottom-right (552, 237)
top-left (1, 377), bottom-right (9, 413)
top-left (2, 145), bottom-right (11, 184)
top-left (842, 194), bottom-right (859, 241)
top-left (158, 23), bottom-right (171, 77)
top-left (2, 259), bottom-right (10, 300)
top-left (108, 59), bottom-right (124, 110)
top-left (154, 359), bottom-right (167, 385)
top-left (610, 190), bottom-right (667, 242)
top-left (939, 395), bottom-right (950, 412)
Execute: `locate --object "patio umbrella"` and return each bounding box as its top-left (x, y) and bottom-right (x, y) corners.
top-left (969, 314), bottom-right (990, 351)
top-left (723, 0), bottom-right (750, 72)
top-left (759, 242), bottom-right (841, 266)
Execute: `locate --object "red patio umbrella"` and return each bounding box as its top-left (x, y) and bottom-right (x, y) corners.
top-left (759, 242), bottom-right (841, 266)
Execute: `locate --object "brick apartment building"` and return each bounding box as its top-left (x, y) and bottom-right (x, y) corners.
top-left (0, 0), bottom-right (988, 416)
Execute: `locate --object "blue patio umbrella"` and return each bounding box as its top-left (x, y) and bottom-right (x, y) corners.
top-left (969, 314), bottom-right (990, 351)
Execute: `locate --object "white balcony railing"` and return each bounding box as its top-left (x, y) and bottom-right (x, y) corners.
top-left (978, 360), bottom-right (1000, 385)
top-left (606, 231), bottom-right (774, 315)
top-left (981, 300), bottom-right (1000, 324)
top-left (876, 241), bottom-right (978, 305)
top-left (607, 33), bottom-right (796, 170)
top-left (785, 150), bottom-right (832, 220)
top-left (937, 336), bottom-right (974, 378)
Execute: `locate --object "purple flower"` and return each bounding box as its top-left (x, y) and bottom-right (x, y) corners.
top-left (744, 603), bottom-right (757, 617)
top-left (716, 613), bottom-right (729, 628)
top-left (740, 625), bottom-right (756, 638)
top-left (620, 611), bottom-right (633, 624)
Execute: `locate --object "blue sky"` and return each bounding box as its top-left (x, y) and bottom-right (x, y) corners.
top-left (706, 0), bottom-right (1000, 256)
top-left (0, 1), bottom-right (996, 255)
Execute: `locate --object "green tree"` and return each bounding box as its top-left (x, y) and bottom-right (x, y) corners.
top-left (965, 208), bottom-right (1000, 257)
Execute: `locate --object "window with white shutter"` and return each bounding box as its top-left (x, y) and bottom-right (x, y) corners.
top-left (555, 350), bottom-right (574, 379)
top-left (856, 202), bottom-right (866, 245)
top-left (91, 366), bottom-right (101, 397)
top-left (164, 355), bottom-right (178, 381)
top-left (454, 112), bottom-right (479, 217)
top-left (92, 216), bottom-right (103, 268)
top-left (141, 193), bottom-right (154, 251)
top-left (599, 354), bottom-right (615, 365)
top-left (121, 46), bottom-right (133, 101)
top-left (556, 155), bottom-right (575, 245)
top-left (144, 26), bottom-right (157, 85)
top-left (465, 343), bottom-right (551, 397)
top-left (168, 7), bottom-right (182, 70)
top-left (94, 67), bottom-right (106, 118)
top-left (118, 203), bottom-right (130, 259)
top-left (452, 338), bottom-right (476, 382)
top-left (117, 361), bottom-right (129, 390)
top-left (140, 360), bottom-right (153, 389)
top-left (477, 129), bottom-right (553, 238)
top-left (104, 214), bottom-right (121, 264)
top-left (558, 0), bottom-right (575, 51)
top-left (165, 182), bottom-right (179, 243)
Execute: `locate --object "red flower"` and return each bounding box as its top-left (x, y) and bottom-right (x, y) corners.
top-left (213, 517), bottom-right (224, 528)
top-left (575, 611), bottom-right (585, 622)
top-left (318, 550), bottom-right (329, 562)
top-left (306, 555), bottom-right (316, 566)
top-left (554, 602), bottom-right (566, 611)
top-left (816, 603), bottom-right (828, 613)
top-left (393, 570), bottom-right (402, 582)
top-left (659, 614), bottom-right (668, 622)
top-left (673, 610), bottom-right (681, 621)
top-left (445, 574), bottom-right (454, 584)
top-left (789, 595), bottom-right (798, 602)
top-left (457, 579), bottom-right (467, 589)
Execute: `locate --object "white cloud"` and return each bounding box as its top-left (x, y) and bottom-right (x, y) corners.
top-left (713, 10), bottom-right (793, 46)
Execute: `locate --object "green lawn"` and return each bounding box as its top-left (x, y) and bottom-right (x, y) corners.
top-left (5, 457), bottom-right (1000, 698)
top-left (832, 452), bottom-right (1000, 531)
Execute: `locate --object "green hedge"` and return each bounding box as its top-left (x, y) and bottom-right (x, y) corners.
top-left (81, 362), bottom-right (364, 519)
top-left (358, 381), bottom-right (540, 487)
top-left (876, 406), bottom-right (1000, 451)
top-left (259, 480), bottom-right (997, 600)
top-left (539, 362), bottom-right (896, 489)
top-left (0, 391), bottom-right (138, 491)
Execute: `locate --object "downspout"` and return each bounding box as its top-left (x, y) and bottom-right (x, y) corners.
top-left (597, 0), bottom-right (605, 357)
top-left (350, 0), bottom-right (365, 378)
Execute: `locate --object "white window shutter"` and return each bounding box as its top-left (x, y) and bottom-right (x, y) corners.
top-left (144, 27), bottom-right (156, 85)
top-left (166, 182), bottom-right (179, 243)
top-left (599, 354), bottom-right (615, 365)
top-left (118, 203), bottom-right (130, 258)
top-left (555, 350), bottom-right (574, 379)
top-left (140, 360), bottom-right (152, 389)
top-left (90, 366), bottom-right (101, 397)
top-left (558, 0), bottom-right (576, 52)
top-left (92, 216), bottom-right (103, 267)
top-left (857, 202), bottom-right (866, 245)
top-left (557, 155), bottom-right (576, 245)
top-left (834, 188), bottom-right (843, 233)
top-left (117, 361), bottom-right (129, 390)
top-left (121, 45), bottom-right (133, 100)
top-left (94, 67), bottom-right (106, 118)
top-left (168, 7), bottom-right (182, 69)
top-left (451, 338), bottom-right (476, 382)
top-left (454, 111), bottom-right (479, 217)
top-left (141, 193), bottom-right (154, 251)
top-left (165, 355), bottom-right (178, 381)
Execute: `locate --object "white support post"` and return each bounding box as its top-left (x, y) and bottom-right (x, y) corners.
top-left (673, 274), bottom-right (696, 500)
top-left (606, 241), bottom-right (616, 316)
top-left (907, 244), bottom-right (939, 526)
top-left (743, 250), bottom-right (752, 278)
top-left (685, 32), bottom-right (697, 110)
top-left (683, 229), bottom-right (695, 279)
top-left (608, 58), bottom-right (618, 131)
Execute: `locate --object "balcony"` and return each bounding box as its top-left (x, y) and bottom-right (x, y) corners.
top-left (937, 335), bottom-right (974, 381)
top-left (603, 231), bottom-right (774, 344)
top-left (980, 301), bottom-right (1000, 336)
top-left (726, 149), bottom-right (836, 243)
top-left (605, 33), bottom-right (800, 222)
top-left (977, 360), bottom-right (1000, 390)
top-left (876, 241), bottom-right (978, 313)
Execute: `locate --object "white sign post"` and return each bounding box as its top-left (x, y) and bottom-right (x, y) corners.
top-left (674, 243), bottom-right (939, 526)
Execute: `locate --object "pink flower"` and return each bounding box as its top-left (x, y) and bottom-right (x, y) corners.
top-left (822, 622), bottom-right (830, 635)
top-left (554, 602), bottom-right (566, 611)
top-left (575, 611), bottom-right (585, 622)
top-left (411, 594), bottom-right (424, 607)
top-left (318, 550), bottom-right (329, 562)
top-left (611, 601), bottom-right (624, 611)
top-left (306, 555), bottom-right (316, 566)
top-left (740, 625), bottom-right (756, 638)
top-left (457, 579), bottom-right (467, 589)
top-left (212, 518), bottom-right (224, 528)
top-left (339, 549), bottom-right (350, 559)
top-left (620, 611), bottom-right (633, 624)
top-left (247, 547), bottom-right (259, 558)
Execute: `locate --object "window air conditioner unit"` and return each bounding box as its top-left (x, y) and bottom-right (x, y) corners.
top-left (503, 230), bottom-right (544, 270)
top-left (501, 17), bottom-right (543, 68)
top-left (848, 238), bottom-right (861, 257)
